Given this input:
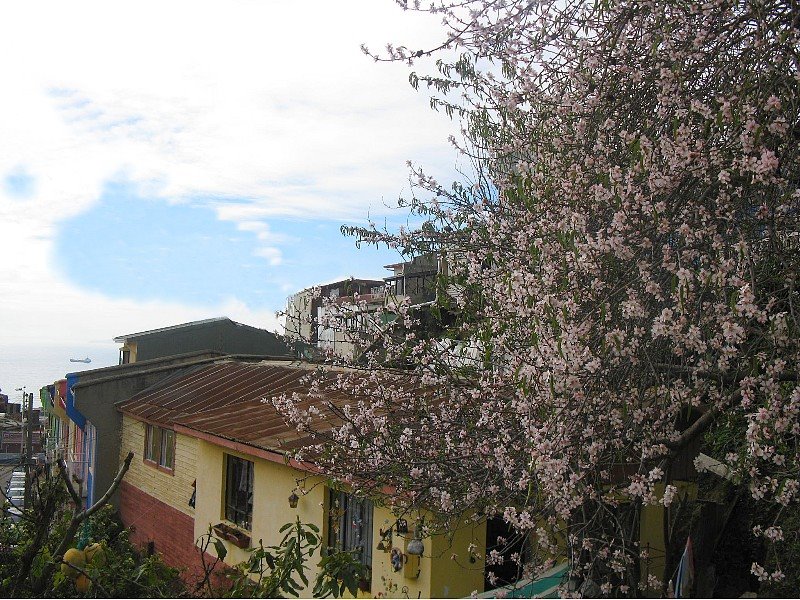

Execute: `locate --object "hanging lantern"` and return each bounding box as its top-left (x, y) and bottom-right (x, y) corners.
top-left (406, 523), bottom-right (424, 556)
top-left (406, 537), bottom-right (424, 556)
top-left (288, 491), bottom-right (299, 508)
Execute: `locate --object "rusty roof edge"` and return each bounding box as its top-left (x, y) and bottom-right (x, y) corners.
top-left (68, 349), bottom-right (229, 380)
top-left (116, 359), bottom-right (414, 438)
top-left (173, 422), bottom-right (324, 475)
top-left (79, 354), bottom-right (292, 391)
top-left (175, 422), bottom-right (282, 453)
top-left (253, 359), bottom-right (411, 377)
top-left (172, 422), bottom-right (398, 496)
top-left (79, 360), bottom-right (213, 392)
top-left (111, 356), bottom-right (297, 404)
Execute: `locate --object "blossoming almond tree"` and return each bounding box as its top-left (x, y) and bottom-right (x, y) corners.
top-left (276, 0), bottom-right (799, 595)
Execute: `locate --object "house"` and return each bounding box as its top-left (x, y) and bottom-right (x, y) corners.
top-left (0, 394), bottom-right (22, 420)
top-left (284, 257), bottom-right (455, 364)
top-left (41, 318), bottom-right (290, 508)
top-left (64, 351), bottom-right (290, 508)
top-left (0, 418), bottom-right (22, 457)
top-left (40, 379), bottom-right (89, 495)
top-left (39, 381), bottom-right (70, 464)
top-left (114, 317), bottom-right (290, 365)
top-left (383, 254), bottom-right (440, 306)
top-left (0, 391), bottom-right (43, 457)
top-left (284, 278), bottom-right (385, 360)
top-left (41, 377), bottom-right (106, 502)
top-left (115, 359), bottom-right (486, 597)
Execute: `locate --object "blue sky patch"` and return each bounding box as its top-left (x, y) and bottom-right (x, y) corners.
top-left (53, 180), bottom-right (406, 311)
top-left (4, 167), bottom-right (35, 199)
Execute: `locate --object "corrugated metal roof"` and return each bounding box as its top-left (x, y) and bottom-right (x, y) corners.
top-left (117, 359), bottom-right (353, 454)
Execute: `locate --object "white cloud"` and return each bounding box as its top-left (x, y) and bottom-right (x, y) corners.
top-left (0, 0), bottom-right (460, 346)
top-left (253, 246), bottom-right (283, 266)
top-left (1, 0), bottom-right (456, 219)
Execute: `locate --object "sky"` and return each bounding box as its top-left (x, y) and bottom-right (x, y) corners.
top-left (0, 0), bottom-right (462, 353)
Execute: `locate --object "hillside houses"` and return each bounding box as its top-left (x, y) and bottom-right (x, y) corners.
top-left (37, 311), bottom-right (491, 597)
top-left (30, 259), bottom-right (705, 598)
top-left (26, 262), bottom-right (556, 597)
top-left (39, 318), bottom-right (291, 507)
top-left (283, 255), bottom-right (446, 363)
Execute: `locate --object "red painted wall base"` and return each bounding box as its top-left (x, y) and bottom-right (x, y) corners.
top-left (118, 480), bottom-right (228, 590)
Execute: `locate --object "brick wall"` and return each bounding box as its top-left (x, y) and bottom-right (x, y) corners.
top-left (119, 480), bottom-right (222, 588)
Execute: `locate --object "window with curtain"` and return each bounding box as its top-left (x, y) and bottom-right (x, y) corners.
top-left (225, 454), bottom-right (254, 530)
top-left (159, 429), bottom-right (175, 468)
top-left (144, 424), bottom-right (175, 470)
top-left (327, 490), bottom-right (373, 570)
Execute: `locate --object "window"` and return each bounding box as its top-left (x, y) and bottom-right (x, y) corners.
top-left (120, 348), bottom-right (131, 364)
top-left (144, 424), bottom-right (158, 461)
top-left (159, 429), bottom-right (175, 468)
top-left (225, 454), bottom-right (254, 530)
top-left (144, 424), bottom-right (175, 470)
top-left (327, 490), bottom-right (373, 570)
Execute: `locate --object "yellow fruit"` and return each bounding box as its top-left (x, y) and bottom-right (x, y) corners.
top-left (84, 542), bottom-right (106, 567)
top-left (60, 548), bottom-right (86, 579)
top-left (75, 574), bottom-right (91, 593)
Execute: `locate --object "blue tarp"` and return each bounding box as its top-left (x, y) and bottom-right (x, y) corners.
top-left (475, 563), bottom-right (568, 599)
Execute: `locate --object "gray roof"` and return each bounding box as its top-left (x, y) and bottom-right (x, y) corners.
top-left (113, 317), bottom-right (241, 343)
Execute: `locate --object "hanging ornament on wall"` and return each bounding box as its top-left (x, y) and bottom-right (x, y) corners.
top-left (390, 547), bottom-right (405, 572)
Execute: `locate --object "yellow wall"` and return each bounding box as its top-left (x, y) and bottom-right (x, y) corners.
top-left (370, 509), bottom-right (485, 599)
top-left (639, 481), bottom-right (697, 594)
top-left (119, 342), bottom-right (137, 363)
top-left (185, 435), bottom-right (696, 599)
top-left (430, 520), bottom-right (487, 598)
top-left (193, 439), bottom-right (328, 588)
top-left (119, 414), bottom-right (197, 516)
top-left (193, 439), bottom-right (485, 598)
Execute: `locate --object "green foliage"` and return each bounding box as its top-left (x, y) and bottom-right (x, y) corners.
top-left (0, 477), bottom-right (185, 599)
top-left (221, 519), bottom-right (318, 598)
top-left (0, 507), bottom-right (24, 589)
top-left (313, 548), bottom-right (369, 598)
top-left (76, 508), bottom-right (186, 598)
top-left (200, 517), bottom-right (369, 599)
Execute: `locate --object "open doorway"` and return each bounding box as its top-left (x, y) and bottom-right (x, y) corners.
top-left (484, 516), bottom-right (530, 590)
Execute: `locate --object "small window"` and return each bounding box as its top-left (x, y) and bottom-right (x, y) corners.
top-left (144, 424), bottom-right (160, 462)
top-left (327, 490), bottom-right (373, 570)
top-left (160, 429), bottom-right (175, 468)
top-left (144, 424), bottom-right (174, 470)
top-left (120, 348), bottom-right (131, 364)
top-left (225, 454), bottom-right (254, 530)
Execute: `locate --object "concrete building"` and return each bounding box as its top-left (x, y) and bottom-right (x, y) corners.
top-left (383, 254), bottom-right (440, 306)
top-left (284, 278), bottom-right (385, 360)
top-left (114, 317), bottom-right (290, 364)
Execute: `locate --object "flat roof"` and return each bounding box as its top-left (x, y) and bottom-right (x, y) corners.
top-left (113, 317), bottom-right (240, 343)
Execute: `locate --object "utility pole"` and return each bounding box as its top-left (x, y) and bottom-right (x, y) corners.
top-left (15, 386), bottom-right (31, 508)
top-left (24, 391), bottom-right (33, 508)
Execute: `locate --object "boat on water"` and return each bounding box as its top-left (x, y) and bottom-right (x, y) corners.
top-left (69, 357), bottom-right (92, 364)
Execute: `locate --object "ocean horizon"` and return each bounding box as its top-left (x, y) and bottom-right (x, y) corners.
top-left (0, 343), bottom-right (119, 408)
